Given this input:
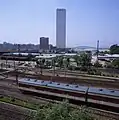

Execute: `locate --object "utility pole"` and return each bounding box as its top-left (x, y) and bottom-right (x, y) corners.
top-left (97, 40), bottom-right (99, 61)
top-left (6, 57), bottom-right (7, 69)
top-left (16, 72), bottom-right (18, 85)
top-left (18, 44), bottom-right (20, 55)
top-left (18, 44), bottom-right (20, 63)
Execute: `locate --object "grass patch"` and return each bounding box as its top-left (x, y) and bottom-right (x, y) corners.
top-left (0, 96), bottom-right (95, 120)
top-left (0, 95), bottom-right (42, 110)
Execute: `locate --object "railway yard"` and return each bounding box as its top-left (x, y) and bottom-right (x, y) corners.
top-left (1, 1), bottom-right (119, 118)
top-left (0, 60), bottom-right (119, 120)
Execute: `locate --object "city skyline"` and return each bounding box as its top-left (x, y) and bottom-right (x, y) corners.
top-left (0, 0), bottom-right (119, 48)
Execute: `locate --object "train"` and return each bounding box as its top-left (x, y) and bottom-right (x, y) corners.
top-left (18, 78), bottom-right (119, 112)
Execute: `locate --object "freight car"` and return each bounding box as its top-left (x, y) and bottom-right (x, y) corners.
top-left (18, 78), bottom-right (119, 112)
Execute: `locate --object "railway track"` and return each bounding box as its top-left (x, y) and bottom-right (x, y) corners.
top-left (1, 77), bottom-right (119, 111)
top-left (1, 75), bottom-right (119, 90)
top-left (88, 107), bottom-right (119, 120)
top-left (27, 94), bottom-right (119, 119)
top-left (15, 71), bottom-right (119, 89)
top-left (18, 78), bottom-right (119, 113)
top-left (1, 69), bottom-right (119, 89)
top-left (1, 91), bottom-right (119, 120)
top-left (22, 88), bottom-right (119, 113)
top-left (0, 76), bottom-right (119, 119)
top-left (0, 85), bottom-right (19, 93)
top-left (0, 102), bottom-right (33, 120)
top-left (0, 85), bottom-right (119, 120)
top-left (47, 70), bottom-right (119, 81)
top-left (0, 86), bottom-right (52, 105)
top-left (0, 107), bottom-right (31, 120)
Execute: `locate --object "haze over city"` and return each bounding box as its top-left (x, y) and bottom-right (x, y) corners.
top-left (0, 0), bottom-right (119, 48)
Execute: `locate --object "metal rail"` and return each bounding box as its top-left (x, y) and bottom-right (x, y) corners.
top-left (0, 88), bottom-right (119, 119)
top-left (19, 86), bottom-right (119, 113)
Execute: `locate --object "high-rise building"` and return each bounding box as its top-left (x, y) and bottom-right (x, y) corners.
top-left (40, 37), bottom-right (49, 50)
top-left (56, 8), bottom-right (66, 48)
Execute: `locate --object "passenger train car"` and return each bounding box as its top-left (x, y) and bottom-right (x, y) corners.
top-left (18, 78), bottom-right (119, 112)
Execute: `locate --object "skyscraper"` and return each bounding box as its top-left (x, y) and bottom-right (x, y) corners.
top-left (56, 8), bottom-right (66, 48)
top-left (40, 37), bottom-right (49, 50)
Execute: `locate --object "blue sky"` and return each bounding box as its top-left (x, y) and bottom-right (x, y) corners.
top-left (0, 0), bottom-right (119, 48)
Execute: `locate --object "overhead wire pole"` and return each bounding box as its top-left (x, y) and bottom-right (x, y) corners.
top-left (97, 40), bottom-right (99, 62)
top-left (96, 40), bottom-right (99, 72)
top-left (18, 44), bottom-right (20, 64)
top-left (15, 44), bottom-right (20, 85)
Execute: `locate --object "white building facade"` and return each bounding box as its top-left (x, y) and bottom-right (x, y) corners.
top-left (56, 9), bottom-right (66, 48)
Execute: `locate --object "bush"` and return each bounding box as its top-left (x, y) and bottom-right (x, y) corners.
top-left (32, 101), bottom-right (94, 120)
top-left (0, 95), bottom-right (3, 98)
top-left (68, 66), bottom-right (75, 71)
top-left (88, 68), bottom-right (98, 75)
top-left (68, 66), bottom-right (73, 70)
top-left (105, 63), bottom-right (113, 68)
top-left (102, 74), bottom-right (105, 76)
top-left (106, 74), bottom-right (110, 77)
top-left (94, 61), bottom-right (102, 68)
top-left (75, 66), bottom-right (81, 70)
top-left (95, 71), bottom-right (101, 75)
top-left (88, 69), bottom-right (101, 76)
top-left (111, 75), bottom-right (114, 77)
top-left (80, 66), bottom-right (88, 71)
top-left (11, 97), bottom-right (15, 102)
top-left (88, 70), bottom-right (94, 75)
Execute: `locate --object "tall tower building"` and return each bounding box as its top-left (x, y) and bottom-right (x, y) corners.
top-left (56, 8), bottom-right (66, 48)
top-left (40, 37), bottom-right (49, 50)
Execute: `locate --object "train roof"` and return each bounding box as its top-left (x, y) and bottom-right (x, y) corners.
top-left (88, 87), bottom-right (119, 97)
top-left (18, 78), bottom-right (88, 92)
top-left (18, 78), bottom-right (119, 97)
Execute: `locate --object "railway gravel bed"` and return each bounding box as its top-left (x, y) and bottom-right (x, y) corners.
top-left (0, 90), bottom-right (119, 120)
top-left (15, 72), bottom-right (119, 89)
top-left (1, 70), bottom-right (119, 89)
top-left (88, 107), bottom-right (119, 120)
top-left (0, 75), bottom-right (119, 119)
top-left (0, 102), bottom-right (35, 120)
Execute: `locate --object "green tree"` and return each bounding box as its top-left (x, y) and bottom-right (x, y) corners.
top-left (36, 58), bottom-right (45, 75)
top-left (57, 57), bottom-right (63, 69)
top-left (40, 58), bottom-right (45, 74)
top-left (42, 58), bottom-right (45, 65)
top-left (63, 57), bottom-right (70, 79)
top-left (112, 58), bottom-right (119, 69)
top-left (73, 55), bottom-right (80, 66)
top-left (45, 60), bottom-right (52, 68)
top-left (36, 59), bottom-right (40, 66)
top-left (79, 53), bottom-right (92, 71)
top-left (32, 101), bottom-right (94, 120)
top-left (66, 57), bottom-right (70, 68)
top-left (110, 44), bottom-right (119, 54)
top-left (1, 63), bottom-right (3, 69)
top-left (52, 58), bottom-right (57, 76)
top-left (94, 61), bottom-right (102, 68)
top-left (27, 53), bottom-right (33, 61)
